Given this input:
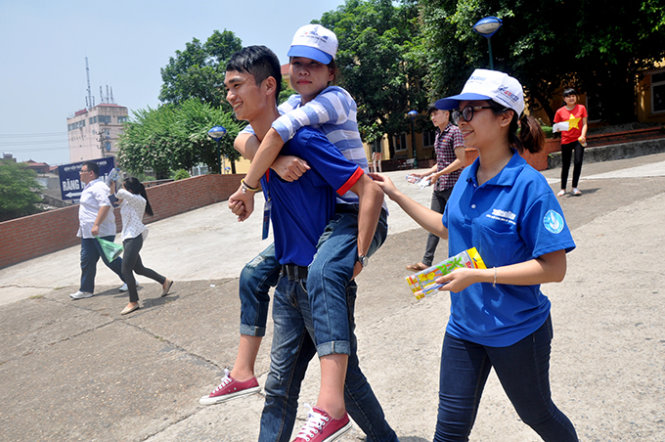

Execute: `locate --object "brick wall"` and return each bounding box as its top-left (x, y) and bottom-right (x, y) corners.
top-left (0, 174), bottom-right (243, 269)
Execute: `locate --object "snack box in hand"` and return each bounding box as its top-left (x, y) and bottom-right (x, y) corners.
top-left (405, 247), bottom-right (486, 299)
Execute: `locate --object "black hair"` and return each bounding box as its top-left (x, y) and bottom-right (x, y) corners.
top-left (563, 88), bottom-right (577, 97)
top-left (427, 104), bottom-right (449, 117)
top-left (226, 45), bottom-right (282, 99)
top-left (327, 58), bottom-right (339, 84)
top-left (123, 177), bottom-right (153, 217)
top-left (487, 101), bottom-right (543, 154)
top-left (82, 161), bottom-right (99, 177)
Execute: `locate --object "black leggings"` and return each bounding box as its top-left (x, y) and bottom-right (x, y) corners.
top-left (121, 234), bottom-right (165, 303)
top-left (560, 141), bottom-right (584, 189)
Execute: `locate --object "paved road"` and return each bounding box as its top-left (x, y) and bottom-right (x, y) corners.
top-left (1, 152), bottom-right (665, 441)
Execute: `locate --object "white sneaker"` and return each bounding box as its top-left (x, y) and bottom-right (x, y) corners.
top-left (572, 187), bottom-right (582, 196)
top-left (70, 290), bottom-right (93, 299)
top-left (557, 189), bottom-right (566, 197)
top-left (118, 283), bottom-right (128, 292)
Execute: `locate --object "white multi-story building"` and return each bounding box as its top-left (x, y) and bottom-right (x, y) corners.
top-left (67, 103), bottom-right (129, 162)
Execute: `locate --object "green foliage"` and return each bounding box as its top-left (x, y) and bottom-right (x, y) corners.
top-left (419, 0), bottom-right (665, 123)
top-left (279, 78), bottom-right (294, 105)
top-left (117, 99), bottom-right (243, 178)
top-left (319, 0), bottom-right (429, 155)
top-left (0, 160), bottom-right (43, 221)
top-left (159, 29), bottom-right (242, 108)
top-left (171, 169), bottom-right (191, 180)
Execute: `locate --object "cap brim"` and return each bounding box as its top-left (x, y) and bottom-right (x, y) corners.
top-left (435, 92), bottom-right (492, 110)
top-left (287, 45), bottom-right (332, 65)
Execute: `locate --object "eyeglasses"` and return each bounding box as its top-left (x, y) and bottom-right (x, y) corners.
top-left (451, 105), bottom-right (494, 124)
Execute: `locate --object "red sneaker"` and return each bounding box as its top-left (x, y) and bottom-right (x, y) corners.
top-left (199, 368), bottom-right (259, 405)
top-left (292, 405), bottom-right (352, 442)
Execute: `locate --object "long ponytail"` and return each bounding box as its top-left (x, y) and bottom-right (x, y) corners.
top-left (123, 177), bottom-right (154, 216)
top-left (509, 114), bottom-right (544, 154)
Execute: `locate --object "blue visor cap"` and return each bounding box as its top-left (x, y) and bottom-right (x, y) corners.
top-left (287, 45), bottom-right (332, 65)
top-left (435, 92), bottom-right (493, 110)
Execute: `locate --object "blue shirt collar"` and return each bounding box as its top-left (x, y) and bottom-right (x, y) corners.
top-left (467, 149), bottom-right (527, 187)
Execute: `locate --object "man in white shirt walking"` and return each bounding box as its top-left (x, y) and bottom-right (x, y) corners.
top-left (70, 161), bottom-right (126, 299)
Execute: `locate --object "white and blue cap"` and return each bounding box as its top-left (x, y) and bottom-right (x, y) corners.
top-left (287, 24), bottom-right (338, 65)
top-left (435, 69), bottom-right (525, 116)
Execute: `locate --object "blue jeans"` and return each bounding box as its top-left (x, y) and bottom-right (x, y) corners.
top-left (80, 236), bottom-right (124, 293)
top-left (238, 243), bottom-right (281, 337)
top-left (435, 316), bottom-right (578, 442)
top-left (259, 276), bottom-right (398, 442)
top-left (307, 208), bottom-right (388, 356)
top-left (237, 208), bottom-right (388, 348)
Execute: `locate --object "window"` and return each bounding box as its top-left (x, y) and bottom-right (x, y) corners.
top-left (652, 71), bottom-right (665, 113)
top-left (394, 133), bottom-right (407, 151)
top-left (89, 116), bottom-right (97, 124)
top-left (67, 120), bottom-right (86, 131)
top-left (117, 116), bottom-right (129, 123)
top-left (98, 115), bottom-right (112, 124)
top-left (422, 129), bottom-right (436, 147)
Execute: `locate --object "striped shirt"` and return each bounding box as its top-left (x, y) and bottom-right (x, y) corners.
top-left (243, 86), bottom-right (369, 205)
top-left (434, 123), bottom-right (464, 191)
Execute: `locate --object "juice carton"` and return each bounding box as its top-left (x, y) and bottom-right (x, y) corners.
top-left (405, 247), bottom-right (486, 300)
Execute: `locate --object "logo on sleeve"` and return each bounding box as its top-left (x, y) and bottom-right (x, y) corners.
top-left (543, 210), bottom-right (564, 234)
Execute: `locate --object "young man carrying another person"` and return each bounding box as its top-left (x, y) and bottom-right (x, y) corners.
top-left (224, 45), bottom-right (397, 441)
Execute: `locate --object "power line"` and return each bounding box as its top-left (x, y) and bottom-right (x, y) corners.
top-left (4, 147), bottom-right (69, 153)
top-left (0, 140), bottom-right (68, 146)
top-left (0, 132), bottom-right (67, 138)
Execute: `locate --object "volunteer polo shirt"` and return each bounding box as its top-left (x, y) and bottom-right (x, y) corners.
top-left (443, 150), bottom-right (576, 346)
top-left (260, 126), bottom-right (363, 267)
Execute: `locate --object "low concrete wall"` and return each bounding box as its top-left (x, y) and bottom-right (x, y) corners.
top-left (548, 138), bottom-right (665, 169)
top-left (0, 174), bottom-right (243, 269)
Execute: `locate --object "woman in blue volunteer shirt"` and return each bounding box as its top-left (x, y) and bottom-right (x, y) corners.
top-left (372, 69), bottom-right (578, 441)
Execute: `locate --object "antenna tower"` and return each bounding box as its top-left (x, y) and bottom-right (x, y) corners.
top-left (85, 57), bottom-right (93, 110)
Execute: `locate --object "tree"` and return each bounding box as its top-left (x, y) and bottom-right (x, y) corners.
top-left (117, 99), bottom-right (243, 178)
top-left (159, 29), bottom-right (242, 108)
top-left (319, 0), bottom-right (429, 156)
top-left (420, 0), bottom-right (665, 123)
top-left (0, 160), bottom-right (42, 221)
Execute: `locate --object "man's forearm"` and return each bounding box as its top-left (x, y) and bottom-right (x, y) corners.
top-left (94, 206), bottom-right (110, 228)
top-left (354, 177), bottom-right (383, 256)
top-left (438, 158), bottom-right (465, 176)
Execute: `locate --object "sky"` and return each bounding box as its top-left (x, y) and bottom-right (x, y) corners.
top-left (0, 0), bottom-right (346, 166)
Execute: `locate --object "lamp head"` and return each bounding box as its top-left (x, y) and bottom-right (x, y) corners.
top-left (208, 126), bottom-right (227, 140)
top-left (472, 16), bottom-right (503, 38)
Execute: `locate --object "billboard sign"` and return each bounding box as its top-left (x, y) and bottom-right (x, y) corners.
top-left (57, 157), bottom-right (115, 202)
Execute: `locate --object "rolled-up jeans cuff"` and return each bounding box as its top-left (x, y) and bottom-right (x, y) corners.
top-left (316, 340), bottom-right (350, 357)
top-left (240, 323), bottom-right (266, 337)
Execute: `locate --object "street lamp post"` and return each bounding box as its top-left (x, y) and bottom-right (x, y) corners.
top-left (472, 16), bottom-right (503, 70)
top-left (407, 110), bottom-right (418, 168)
top-left (207, 126), bottom-right (227, 174)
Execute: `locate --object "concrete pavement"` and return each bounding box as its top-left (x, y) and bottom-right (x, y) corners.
top-left (1, 152), bottom-right (665, 441)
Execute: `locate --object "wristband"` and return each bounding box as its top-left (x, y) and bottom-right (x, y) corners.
top-left (241, 179), bottom-right (261, 193)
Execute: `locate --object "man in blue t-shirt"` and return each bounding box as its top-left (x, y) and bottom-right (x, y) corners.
top-left (224, 46), bottom-right (396, 442)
